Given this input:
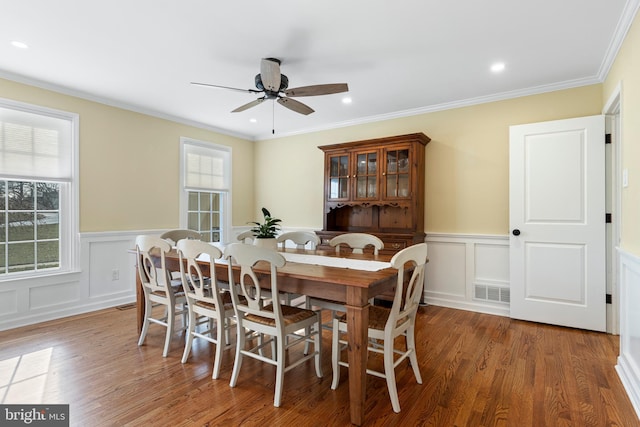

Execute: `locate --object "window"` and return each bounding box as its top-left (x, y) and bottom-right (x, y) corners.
top-left (0, 99), bottom-right (78, 278)
top-left (180, 138), bottom-right (231, 243)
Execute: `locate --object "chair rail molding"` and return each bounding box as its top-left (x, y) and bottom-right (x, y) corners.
top-left (424, 233), bottom-right (510, 317)
top-left (616, 247), bottom-right (640, 419)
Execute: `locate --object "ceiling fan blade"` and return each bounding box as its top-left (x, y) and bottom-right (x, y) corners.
top-left (191, 82), bottom-right (261, 94)
top-left (277, 97), bottom-right (314, 115)
top-left (231, 98), bottom-right (265, 113)
top-left (260, 58), bottom-right (281, 92)
top-left (284, 83), bottom-right (349, 97)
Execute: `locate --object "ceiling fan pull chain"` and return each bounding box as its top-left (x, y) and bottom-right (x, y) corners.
top-left (272, 100), bottom-right (275, 134)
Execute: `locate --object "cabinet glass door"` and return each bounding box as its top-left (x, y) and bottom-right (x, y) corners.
top-left (385, 148), bottom-right (410, 198)
top-left (328, 154), bottom-right (349, 199)
top-left (355, 152), bottom-right (377, 199)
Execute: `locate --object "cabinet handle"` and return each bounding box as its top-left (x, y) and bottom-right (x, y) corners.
top-left (392, 243), bottom-right (401, 249)
top-left (382, 172), bottom-right (386, 176)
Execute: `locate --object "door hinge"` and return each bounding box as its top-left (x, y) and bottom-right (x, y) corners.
top-left (605, 133), bottom-right (612, 144)
top-left (606, 213), bottom-right (612, 223)
top-left (606, 293), bottom-right (612, 304)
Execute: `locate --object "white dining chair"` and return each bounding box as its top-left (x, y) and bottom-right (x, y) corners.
top-left (329, 232), bottom-right (384, 255)
top-left (331, 242), bottom-right (427, 413)
top-left (160, 229), bottom-right (202, 280)
top-left (276, 231), bottom-right (320, 307)
top-left (276, 231), bottom-right (320, 249)
top-left (160, 228), bottom-right (201, 246)
top-left (136, 235), bottom-right (188, 357)
top-left (236, 230), bottom-right (255, 244)
top-left (177, 239), bottom-right (237, 379)
top-left (308, 233), bottom-right (384, 334)
top-left (224, 243), bottom-right (323, 407)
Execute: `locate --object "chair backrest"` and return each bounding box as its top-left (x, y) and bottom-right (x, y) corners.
top-left (236, 230), bottom-right (255, 244)
top-left (387, 243), bottom-right (428, 330)
top-left (329, 233), bottom-right (384, 255)
top-left (224, 243), bottom-right (286, 325)
top-left (135, 235), bottom-right (173, 294)
top-left (160, 229), bottom-right (201, 245)
top-left (276, 231), bottom-right (320, 249)
top-left (176, 239), bottom-right (223, 303)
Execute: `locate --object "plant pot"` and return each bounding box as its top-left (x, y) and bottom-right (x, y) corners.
top-left (253, 237), bottom-right (277, 251)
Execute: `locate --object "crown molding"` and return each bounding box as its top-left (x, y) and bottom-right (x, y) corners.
top-left (0, 70), bottom-right (253, 141)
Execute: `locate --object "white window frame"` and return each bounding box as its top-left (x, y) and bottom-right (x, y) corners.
top-left (0, 98), bottom-right (80, 280)
top-left (179, 137), bottom-right (232, 244)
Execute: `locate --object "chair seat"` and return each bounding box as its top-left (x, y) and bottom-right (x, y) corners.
top-left (246, 304), bottom-right (317, 326)
top-left (337, 305), bottom-right (408, 331)
top-left (151, 289), bottom-right (185, 298)
top-left (194, 292), bottom-right (246, 311)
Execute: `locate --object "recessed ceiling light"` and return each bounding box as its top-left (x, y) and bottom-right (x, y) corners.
top-left (249, 118), bottom-right (257, 123)
top-left (491, 62), bottom-right (505, 73)
top-left (342, 97), bottom-right (352, 104)
top-left (11, 41), bottom-right (29, 49)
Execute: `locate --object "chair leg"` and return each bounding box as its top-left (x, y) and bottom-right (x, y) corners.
top-left (271, 336), bottom-right (277, 360)
top-left (314, 315), bottom-right (323, 378)
top-left (230, 322), bottom-right (245, 388)
top-left (137, 296), bottom-right (151, 346)
top-left (181, 308), bottom-right (196, 363)
top-left (330, 318), bottom-right (341, 390)
top-left (303, 297), bottom-right (313, 355)
top-left (181, 302), bottom-right (188, 328)
top-left (212, 315), bottom-right (226, 379)
top-left (224, 317), bottom-right (232, 344)
top-left (163, 302), bottom-right (175, 357)
top-left (407, 325), bottom-right (423, 384)
top-left (384, 342), bottom-right (401, 413)
top-left (273, 335), bottom-right (286, 407)
top-left (258, 333), bottom-right (265, 357)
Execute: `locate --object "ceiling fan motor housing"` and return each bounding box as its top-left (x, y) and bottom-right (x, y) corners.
top-left (255, 74), bottom-right (289, 98)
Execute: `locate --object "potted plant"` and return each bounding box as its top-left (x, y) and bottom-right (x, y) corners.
top-left (248, 207), bottom-right (282, 249)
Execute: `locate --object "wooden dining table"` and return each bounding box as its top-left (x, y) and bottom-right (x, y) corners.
top-left (132, 246), bottom-right (400, 426)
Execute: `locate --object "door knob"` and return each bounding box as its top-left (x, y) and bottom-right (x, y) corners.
top-left (512, 229), bottom-right (521, 236)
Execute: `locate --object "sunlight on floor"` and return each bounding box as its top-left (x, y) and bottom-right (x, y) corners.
top-left (0, 347), bottom-right (53, 403)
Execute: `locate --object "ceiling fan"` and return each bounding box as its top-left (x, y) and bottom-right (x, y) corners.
top-left (191, 58), bottom-right (349, 116)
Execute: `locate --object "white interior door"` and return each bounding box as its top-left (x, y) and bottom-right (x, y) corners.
top-left (509, 115), bottom-right (606, 331)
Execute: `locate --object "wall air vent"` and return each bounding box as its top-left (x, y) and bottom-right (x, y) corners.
top-left (474, 284), bottom-right (510, 304)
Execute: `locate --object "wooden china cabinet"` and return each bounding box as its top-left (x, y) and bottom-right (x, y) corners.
top-left (316, 132), bottom-right (430, 256)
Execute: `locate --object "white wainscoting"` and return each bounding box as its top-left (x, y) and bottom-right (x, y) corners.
top-left (0, 231), bottom-right (149, 331)
top-left (616, 247), bottom-right (640, 419)
top-left (0, 229), bottom-right (511, 331)
top-left (0, 227), bottom-right (320, 331)
top-left (424, 233), bottom-right (510, 317)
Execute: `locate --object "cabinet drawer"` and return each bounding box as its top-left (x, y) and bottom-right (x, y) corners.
top-left (382, 239), bottom-right (408, 253)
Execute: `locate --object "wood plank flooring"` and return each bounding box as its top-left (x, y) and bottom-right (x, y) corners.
top-left (0, 305), bottom-right (638, 426)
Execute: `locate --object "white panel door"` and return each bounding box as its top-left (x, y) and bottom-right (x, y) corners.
top-left (509, 115), bottom-right (606, 331)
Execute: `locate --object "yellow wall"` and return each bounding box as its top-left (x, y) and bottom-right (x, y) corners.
top-left (255, 85), bottom-right (603, 235)
top-left (2, 61), bottom-right (627, 241)
top-left (604, 11), bottom-right (640, 255)
top-left (0, 78), bottom-right (255, 232)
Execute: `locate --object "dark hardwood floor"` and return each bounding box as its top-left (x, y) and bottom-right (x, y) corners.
top-left (0, 305), bottom-right (637, 426)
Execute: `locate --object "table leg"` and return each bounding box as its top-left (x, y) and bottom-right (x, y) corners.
top-left (345, 288), bottom-right (370, 426)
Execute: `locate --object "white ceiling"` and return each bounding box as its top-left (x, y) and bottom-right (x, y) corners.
top-left (1, 1), bottom-right (638, 141)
